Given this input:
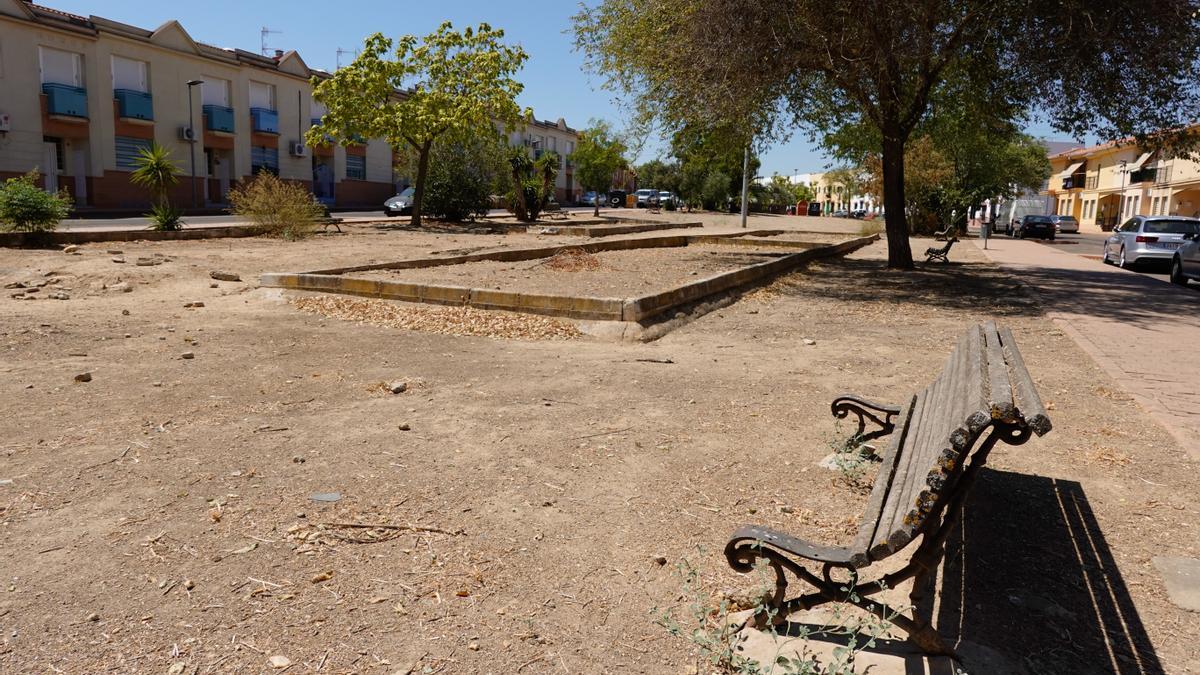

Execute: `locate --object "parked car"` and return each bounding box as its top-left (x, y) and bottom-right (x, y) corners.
top-left (383, 187), bottom-right (415, 216)
top-left (579, 191), bottom-right (604, 207)
top-left (658, 191), bottom-right (677, 207)
top-left (850, 209), bottom-right (868, 219)
top-left (831, 209), bottom-right (850, 218)
top-left (1050, 215), bottom-right (1079, 234)
top-left (1104, 215), bottom-right (1200, 269)
top-left (1170, 229), bottom-right (1200, 285)
top-left (634, 188), bottom-right (659, 208)
top-left (1001, 198), bottom-right (1046, 235)
top-left (1012, 215), bottom-right (1056, 240)
top-left (607, 190), bottom-right (628, 208)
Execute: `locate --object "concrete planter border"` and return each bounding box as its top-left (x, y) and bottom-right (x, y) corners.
top-left (0, 225), bottom-right (262, 247)
top-left (263, 234), bottom-right (879, 324)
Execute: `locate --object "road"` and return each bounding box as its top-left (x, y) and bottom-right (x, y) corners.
top-left (985, 229), bottom-right (1175, 283)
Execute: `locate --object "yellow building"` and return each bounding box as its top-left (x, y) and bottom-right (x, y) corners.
top-left (0, 0), bottom-right (578, 211)
top-left (1046, 134), bottom-right (1200, 232)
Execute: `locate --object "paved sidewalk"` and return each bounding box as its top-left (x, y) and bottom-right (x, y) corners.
top-left (973, 238), bottom-right (1200, 459)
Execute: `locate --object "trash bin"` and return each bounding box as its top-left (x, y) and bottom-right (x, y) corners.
top-left (626, 194), bottom-right (637, 208)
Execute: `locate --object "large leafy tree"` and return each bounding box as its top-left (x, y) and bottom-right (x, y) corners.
top-left (575, 0), bottom-right (1200, 268)
top-left (309, 23), bottom-right (528, 227)
top-left (572, 120), bottom-right (628, 216)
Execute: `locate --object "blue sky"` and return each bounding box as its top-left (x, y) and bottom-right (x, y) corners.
top-left (49, 0), bottom-right (1077, 176)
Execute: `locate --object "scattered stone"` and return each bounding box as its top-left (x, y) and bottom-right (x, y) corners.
top-left (268, 655), bottom-right (291, 669)
top-left (389, 381), bottom-right (408, 394)
top-left (168, 663), bottom-right (186, 675)
top-left (468, 642), bottom-right (481, 652)
top-left (295, 512), bottom-right (306, 519)
top-left (124, 334), bottom-right (132, 338)
top-left (398, 423), bottom-right (411, 431)
top-left (309, 492), bottom-right (341, 503)
top-left (181, 351), bottom-right (195, 360)
top-left (23, 286), bottom-right (40, 293)
top-left (48, 291), bottom-right (69, 300)
top-left (653, 556), bottom-right (668, 566)
top-left (310, 570), bottom-right (334, 584)
top-left (292, 455), bottom-right (306, 463)
top-left (183, 301), bottom-right (205, 308)
top-left (3, 281), bottom-right (25, 289)
top-left (210, 283), bottom-right (219, 288)
top-left (122, 309), bottom-right (131, 315)
top-left (778, 505), bottom-right (794, 514)
top-left (183, 579), bottom-right (195, 590)
top-left (68, 351), bottom-right (87, 357)
top-left (1154, 556), bottom-right (1200, 612)
top-left (111, 282), bottom-right (132, 293)
top-left (63, 245), bottom-right (79, 254)
top-left (802, 338), bottom-right (817, 346)
top-left (85, 612), bottom-right (99, 622)
top-left (210, 271), bottom-right (241, 282)
top-left (74, 372), bottom-right (92, 383)
top-left (152, 382), bottom-right (163, 387)
top-left (106, 249), bottom-right (123, 255)
top-left (135, 258), bottom-right (158, 267)
top-left (111, 257), bottom-right (125, 264)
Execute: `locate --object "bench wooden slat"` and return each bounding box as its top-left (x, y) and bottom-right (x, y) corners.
top-left (870, 389), bottom-right (932, 556)
top-left (984, 322), bottom-right (1016, 423)
top-left (999, 326), bottom-right (1053, 436)
top-left (849, 394), bottom-right (916, 566)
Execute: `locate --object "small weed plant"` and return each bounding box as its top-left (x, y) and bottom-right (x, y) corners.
top-left (827, 427), bottom-right (879, 490)
top-left (655, 551), bottom-right (905, 674)
top-left (228, 173), bottom-right (325, 240)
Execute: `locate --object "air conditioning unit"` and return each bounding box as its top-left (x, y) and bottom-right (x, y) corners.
top-left (178, 126), bottom-right (196, 142)
top-left (0, 114), bottom-right (10, 132)
top-left (289, 141), bottom-right (307, 157)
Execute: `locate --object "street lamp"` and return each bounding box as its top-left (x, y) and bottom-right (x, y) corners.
top-left (186, 79), bottom-right (204, 210)
top-left (1117, 159), bottom-right (1128, 225)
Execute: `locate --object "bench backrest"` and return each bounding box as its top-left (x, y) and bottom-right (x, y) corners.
top-left (852, 322), bottom-right (1051, 564)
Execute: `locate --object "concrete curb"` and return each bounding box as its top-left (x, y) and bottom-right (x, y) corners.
top-left (263, 234), bottom-right (879, 324)
top-left (0, 225), bottom-right (262, 247)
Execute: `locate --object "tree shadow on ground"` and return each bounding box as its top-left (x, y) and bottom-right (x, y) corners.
top-left (365, 220), bottom-right (509, 235)
top-left (927, 468), bottom-right (1163, 675)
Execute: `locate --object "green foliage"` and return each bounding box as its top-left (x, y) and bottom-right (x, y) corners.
top-left (310, 23), bottom-right (528, 226)
top-left (227, 173), bottom-right (325, 240)
top-left (575, 0), bottom-right (1200, 268)
top-left (572, 120), bottom-right (628, 215)
top-left (701, 171), bottom-right (731, 211)
top-left (148, 203), bottom-right (184, 231)
top-left (671, 122), bottom-right (757, 212)
top-left (129, 142), bottom-right (181, 208)
top-left (636, 158), bottom-right (682, 196)
top-left (0, 172), bottom-right (71, 233)
top-left (506, 147), bottom-right (560, 222)
top-left (416, 132), bottom-right (506, 222)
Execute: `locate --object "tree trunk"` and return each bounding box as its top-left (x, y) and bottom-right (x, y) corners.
top-left (881, 135), bottom-right (914, 269)
top-left (593, 194), bottom-right (600, 218)
top-left (410, 139), bottom-right (432, 228)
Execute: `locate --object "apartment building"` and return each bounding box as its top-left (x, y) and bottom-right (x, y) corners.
top-left (1046, 134), bottom-right (1200, 232)
top-left (800, 171), bottom-right (879, 215)
top-left (0, 0), bottom-right (579, 211)
top-left (506, 116), bottom-right (581, 203)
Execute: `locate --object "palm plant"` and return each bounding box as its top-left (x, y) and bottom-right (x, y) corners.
top-left (130, 142), bottom-right (183, 230)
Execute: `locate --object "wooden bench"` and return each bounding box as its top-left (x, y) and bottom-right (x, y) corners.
top-left (725, 322), bottom-right (1052, 656)
top-left (933, 226), bottom-right (958, 241)
top-left (925, 237), bottom-right (958, 263)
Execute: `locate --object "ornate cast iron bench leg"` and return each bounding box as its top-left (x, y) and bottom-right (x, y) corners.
top-left (830, 395), bottom-right (901, 443)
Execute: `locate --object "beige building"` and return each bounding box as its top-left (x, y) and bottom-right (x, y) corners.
top-left (1046, 134), bottom-right (1200, 232)
top-left (0, 0), bottom-right (578, 211)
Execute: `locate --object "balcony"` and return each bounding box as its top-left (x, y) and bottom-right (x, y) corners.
top-left (1154, 166), bottom-right (1172, 185)
top-left (203, 104), bottom-right (235, 133)
top-left (250, 107), bottom-right (279, 134)
top-left (42, 83), bottom-right (88, 119)
top-left (114, 89), bottom-right (153, 121)
top-left (1085, 175), bottom-right (1098, 190)
top-left (1129, 167), bottom-right (1156, 184)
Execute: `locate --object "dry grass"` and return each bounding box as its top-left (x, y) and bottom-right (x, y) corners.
top-left (539, 248), bottom-right (606, 272)
top-left (292, 295), bottom-right (582, 340)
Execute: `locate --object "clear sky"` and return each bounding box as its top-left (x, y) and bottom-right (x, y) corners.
top-left (46, 0), bottom-right (1078, 176)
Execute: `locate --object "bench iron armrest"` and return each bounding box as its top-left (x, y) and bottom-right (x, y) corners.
top-left (831, 394), bottom-right (902, 442)
top-left (726, 525), bottom-right (856, 570)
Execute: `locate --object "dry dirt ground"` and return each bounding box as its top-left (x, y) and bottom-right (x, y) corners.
top-left (1, 220), bottom-right (1198, 674)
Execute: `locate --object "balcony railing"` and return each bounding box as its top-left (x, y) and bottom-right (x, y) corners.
top-left (203, 104), bottom-right (235, 133)
top-left (1085, 175), bottom-right (1098, 190)
top-left (250, 107), bottom-right (279, 134)
top-left (114, 89), bottom-right (153, 121)
top-left (1155, 166), bottom-right (1172, 185)
top-left (42, 83), bottom-right (88, 119)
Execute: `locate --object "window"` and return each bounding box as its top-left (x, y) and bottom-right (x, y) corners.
top-left (251, 145), bottom-right (279, 175)
top-left (202, 78), bottom-right (230, 107)
top-left (112, 56), bottom-right (148, 92)
top-left (115, 136), bottom-right (152, 171)
top-left (346, 154), bottom-right (366, 180)
top-left (249, 81), bottom-right (275, 110)
top-left (39, 47), bottom-right (82, 86)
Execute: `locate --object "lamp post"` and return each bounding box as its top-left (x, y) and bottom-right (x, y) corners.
top-left (186, 79), bottom-right (204, 210)
top-left (1118, 159), bottom-right (1128, 226)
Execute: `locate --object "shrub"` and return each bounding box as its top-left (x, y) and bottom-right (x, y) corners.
top-left (700, 171), bottom-right (731, 211)
top-left (148, 203), bottom-right (184, 231)
top-left (0, 172), bottom-right (72, 233)
top-left (420, 135), bottom-right (504, 222)
top-left (130, 142), bottom-right (183, 230)
top-left (227, 174), bottom-right (325, 240)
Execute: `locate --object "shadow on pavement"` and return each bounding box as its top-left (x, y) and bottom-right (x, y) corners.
top-left (929, 469), bottom-right (1163, 674)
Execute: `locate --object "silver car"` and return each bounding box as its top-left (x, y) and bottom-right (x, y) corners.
top-left (1102, 216), bottom-right (1200, 269)
top-left (1049, 215), bottom-right (1079, 234)
top-left (1171, 229), bottom-right (1200, 285)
